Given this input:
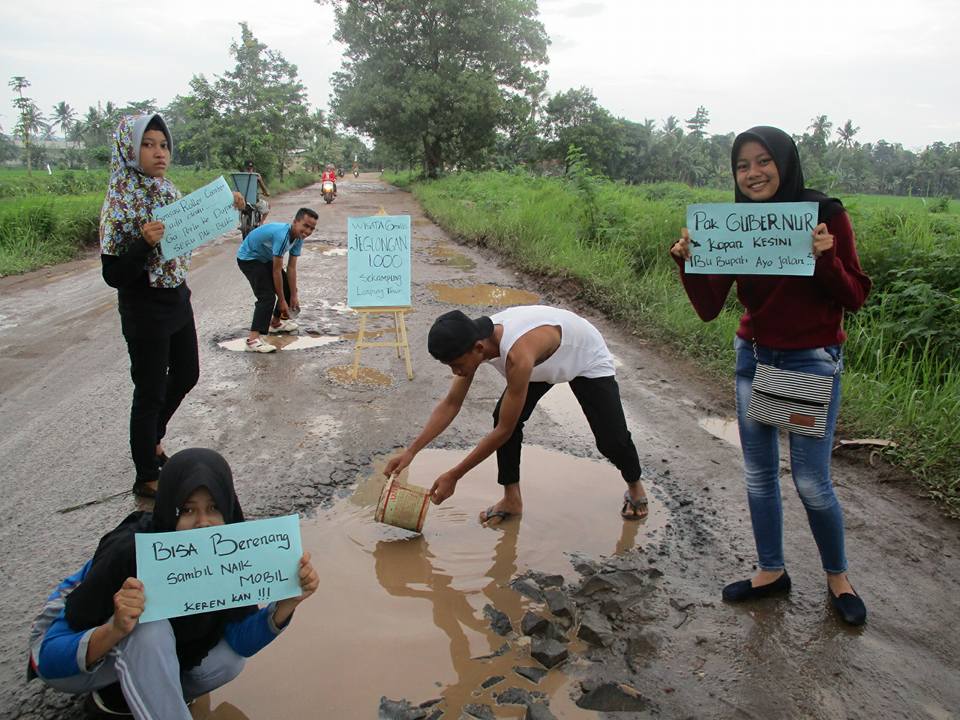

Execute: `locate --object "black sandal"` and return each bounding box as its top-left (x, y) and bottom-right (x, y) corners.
top-left (621, 490), bottom-right (649, 520)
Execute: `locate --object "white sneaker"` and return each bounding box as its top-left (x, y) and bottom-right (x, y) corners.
top-left (269, 319), bottom-right (299, 333)
top-left (245, 337), bottom-right (276, 353)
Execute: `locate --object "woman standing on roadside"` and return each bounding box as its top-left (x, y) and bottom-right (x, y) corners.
top-left (99, 114), bottom-right (243, 497)
top-left (669, 126), bottom-right (872, 625)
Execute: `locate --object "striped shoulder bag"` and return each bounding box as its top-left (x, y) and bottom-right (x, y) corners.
top-left (745, 342), bottom-right (837, 438)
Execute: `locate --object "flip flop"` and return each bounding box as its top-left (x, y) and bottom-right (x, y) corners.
top-left (621, 490), bottom-right (648, 520)
top-left (480, 506), bottom-right (515, 525)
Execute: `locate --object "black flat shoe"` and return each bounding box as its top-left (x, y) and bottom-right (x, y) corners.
top-left (722, 571), bottom-right (791, 602)
top-left (829, 585), bottom-right (867, 626)
top-left (132, 480), bottom-right (157, 499)
top-left (84, 682), bottom-right (132, 716)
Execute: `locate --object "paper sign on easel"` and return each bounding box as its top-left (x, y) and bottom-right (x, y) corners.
top-left (135, 514), bottom-right (303, 622)
top-left (347, 215), bottom-right (411, 307)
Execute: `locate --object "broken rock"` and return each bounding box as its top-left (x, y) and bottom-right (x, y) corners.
top-left (530, 637), bottom-right (568, 669)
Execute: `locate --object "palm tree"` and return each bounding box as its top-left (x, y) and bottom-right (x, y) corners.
top-left (9, 76), bottom-right (45, 173)
top-left (52, 101), bottom-right (77, 145)
top-left (837, 119), bottom-right (860, 149)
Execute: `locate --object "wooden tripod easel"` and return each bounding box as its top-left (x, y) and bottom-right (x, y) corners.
top-left (350, 306), bottom-right (413, 380)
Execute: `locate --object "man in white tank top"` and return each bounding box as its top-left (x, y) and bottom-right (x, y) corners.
top-left (385, 305), bottom-right (648, 523)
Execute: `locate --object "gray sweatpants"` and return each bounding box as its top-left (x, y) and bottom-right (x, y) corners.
top-left (41, 619), bottom-right (245, 720)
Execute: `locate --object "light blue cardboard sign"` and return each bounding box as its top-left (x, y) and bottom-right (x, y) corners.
top-left (157, 176), bottom-right (239, 261)
top-left (685, 202), bottom-right (819, 276)
top-left (135, 514), bottom-right (302, 623)
top-left (347, 215), bottom-right (411, 307)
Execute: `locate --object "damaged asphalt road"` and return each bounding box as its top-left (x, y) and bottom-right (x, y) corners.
top-left (1, 175), bottom-right (958, 719)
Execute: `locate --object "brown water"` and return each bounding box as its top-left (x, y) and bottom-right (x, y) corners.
top-left (326, 364), bottom-right (395, 387)
top-left (698, 416), bottom-right (741, 447)
top-left (427, 283), bottom-right (540, 307)
top-left (197, 447), bottom-right (667, 718)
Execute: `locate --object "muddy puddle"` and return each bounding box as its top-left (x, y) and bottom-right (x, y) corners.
top-left (218, 334), bottom-right (342, 352)
top-left (197, 447), bottom-right (667, 719)
top-left (698, 416), bottom-right (740, 447)
top-left (427, 245), bottom-right (477, 271)
top-left (428, 283), bottom-right (540, 307)
top-left (327, 364), bottom-right (395, 387)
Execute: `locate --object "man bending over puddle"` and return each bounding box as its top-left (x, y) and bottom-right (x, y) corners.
top-left (385, 305), bottom-right (648, 523)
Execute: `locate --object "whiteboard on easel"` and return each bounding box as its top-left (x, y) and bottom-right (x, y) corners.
top-left (347, 215), bottom-right (411, 307)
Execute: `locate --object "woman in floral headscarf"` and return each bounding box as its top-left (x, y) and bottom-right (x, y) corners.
top-left (100, 114), bottom-right (243, 497)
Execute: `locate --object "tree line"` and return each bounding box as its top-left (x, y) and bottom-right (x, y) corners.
top-left (3, 24), bottom-right (371, 182)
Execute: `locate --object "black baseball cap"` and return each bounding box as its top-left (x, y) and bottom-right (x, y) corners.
top-left (428, 310), bottom-right (494, 362)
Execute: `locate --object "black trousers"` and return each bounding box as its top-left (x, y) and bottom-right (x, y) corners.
top-left (125, 318), bottom-right (199, 482)
top-left (492, 375), bottom-right (642, 485)
top-left (237, 259), bottom-right (290, 334)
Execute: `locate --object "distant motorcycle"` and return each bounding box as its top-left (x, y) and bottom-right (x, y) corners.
top-left (322, 179), bottom-right (336, 204)
top-left (353, 168), bottom-right (359, 178)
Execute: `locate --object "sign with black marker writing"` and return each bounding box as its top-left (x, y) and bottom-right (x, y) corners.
top-left (685, 202), bottom-right (818, 275)
top-left (157, 176), bottom-right (239, 261)
top-left (135, 514), bottom-right (302, 622)
top-left (347, 215), bottom-right (411, 306)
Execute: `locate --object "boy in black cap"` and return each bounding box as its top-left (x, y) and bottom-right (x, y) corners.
top-left (384, 305), bottom-right (647, 523)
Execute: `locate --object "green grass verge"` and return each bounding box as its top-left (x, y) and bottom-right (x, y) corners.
top-left (399, 170), bottom-right (960, 517)
top-left (0, 168), bottom-right (318, 276)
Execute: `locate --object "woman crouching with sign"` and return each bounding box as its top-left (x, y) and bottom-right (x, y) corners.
top-left (669, 126), bottom-right (872, 625)
top-left (26, 449), bottom-right (319, 718)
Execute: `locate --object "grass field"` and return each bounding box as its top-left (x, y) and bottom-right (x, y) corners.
top-left (0, 168), bottom-right (318, 276)
top-left (386, 169), bottom-right (960, 516)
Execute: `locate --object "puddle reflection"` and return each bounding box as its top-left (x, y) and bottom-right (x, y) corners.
top-left (202, 448), bottom-right (665, 718)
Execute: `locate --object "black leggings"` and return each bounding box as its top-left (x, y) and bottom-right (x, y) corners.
top-left (493, 375), bottom-right (642, 485)
top-left (125, 318), bottom-right (199, 482)
top-left (238, 259), bottom-right (290, 334)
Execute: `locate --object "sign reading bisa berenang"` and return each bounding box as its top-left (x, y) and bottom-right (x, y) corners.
top-left (347, 215), bottom-right (412, 306)
top-left (684, 202), bottom-right (819, 276)
top-left (135, 514), bottom-right (303, 622)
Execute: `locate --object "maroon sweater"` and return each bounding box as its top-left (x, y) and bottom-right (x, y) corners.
top-left (674, 211), bottom-right (872, 349)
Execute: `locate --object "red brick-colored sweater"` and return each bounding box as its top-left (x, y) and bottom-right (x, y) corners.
top-left (673, 211), bottom-right (872, 349)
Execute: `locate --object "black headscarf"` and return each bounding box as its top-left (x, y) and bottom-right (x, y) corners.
top-left (64, 448), bottom-right (256, 669)
top-left (731, 125), bottom-right (844, 222)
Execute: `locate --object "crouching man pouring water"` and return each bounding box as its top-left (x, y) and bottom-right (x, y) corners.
top-left (384, 305), bottom-right (649, 523)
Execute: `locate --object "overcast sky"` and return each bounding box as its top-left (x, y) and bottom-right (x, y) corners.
top-left (2, 0), bottom-right (958, 150)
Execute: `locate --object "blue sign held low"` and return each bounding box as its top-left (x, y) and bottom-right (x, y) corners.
top-left (135, 514), bottom-right (303, 623)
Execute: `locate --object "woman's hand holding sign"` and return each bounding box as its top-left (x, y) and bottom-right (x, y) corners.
top-left (670, 228), bottom-right (693, 260)
top-left (141, 221), bottom-right (165, 247)
top-left (112, 577), bottom-right (146, 636)
top-left (272, 553), bottom-right (319, 628)
top-left (812, 223), bottom-right (835, 258)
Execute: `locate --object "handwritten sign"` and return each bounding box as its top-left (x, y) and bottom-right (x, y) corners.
top-left (685, 202), bottom-right (818, 276)
top-left (348, 215), bottom-right (411, 307)
top-left (157, 176), bottom-right (238, 261)
top-left (135, 514), bottom-right (302, 623)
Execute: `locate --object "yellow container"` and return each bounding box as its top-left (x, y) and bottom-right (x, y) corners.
top-left (375, 477), bottom-right (430, 533)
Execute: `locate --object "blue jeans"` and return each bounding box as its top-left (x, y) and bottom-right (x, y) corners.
top-left (734, 336), bottom-right (847, 574)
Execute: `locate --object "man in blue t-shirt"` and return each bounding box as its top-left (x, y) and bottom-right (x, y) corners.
top-left (236, 207), bottom-right (318, 353)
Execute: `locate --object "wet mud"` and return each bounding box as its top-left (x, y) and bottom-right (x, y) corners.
top-left (427, 283), bottom-right (540, 307)
top-left (426, 245), bottom-right (477, 271)
top-left (326, 364), bottom-right (395, 387)
top-left (199, 448), bottom-right (666, 719)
